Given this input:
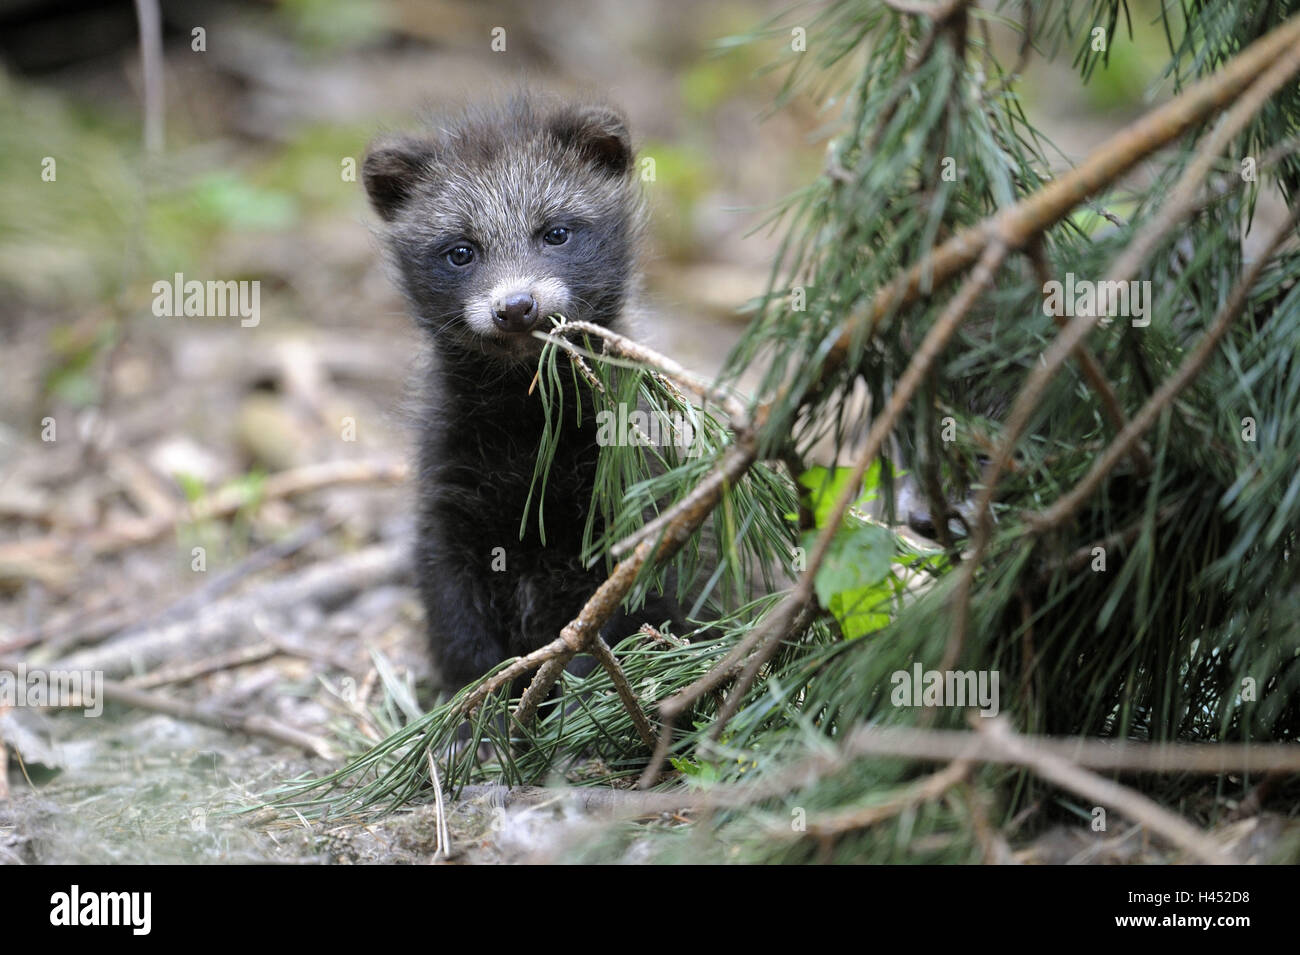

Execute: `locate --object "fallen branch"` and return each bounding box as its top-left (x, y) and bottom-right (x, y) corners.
top-left (54, 542), bottom-right (410, 678)
top-left (122, 641), bottom-right (280, 690)
top-left (0, 458), bottom-right (406, 568)
top-left (972, 718), bottom-right (1230, 865)
top-left (0, 658), bottom-right (336, 759)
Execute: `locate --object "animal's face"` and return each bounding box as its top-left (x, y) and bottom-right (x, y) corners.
top-left (363, 99), bottom-right (641, 362)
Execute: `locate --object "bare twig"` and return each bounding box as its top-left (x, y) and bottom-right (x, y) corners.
top-left (54, 542), bottom-right (410, 678)
top-left (838, 722), bottom-right (1300, 776)
top-left (426, 750), bottom-right (451, 859)
top-left (587, 636), bottom-right (658, 750)
top-left (474, 718), bottom-right (1300, 840)
top-left (545, 319), bottom-right (749, 424)
top-left (0, 458), bottom-right (406, 568)
top-left (122, 641), bottom-right (280, 689)
top-left (132, 0), bottom-right (164, 154)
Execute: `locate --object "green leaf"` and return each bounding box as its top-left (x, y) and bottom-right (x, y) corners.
top-left (796, 462), bottom-right (882, 528)
top-left (802, 520), bottom-right (894, 639)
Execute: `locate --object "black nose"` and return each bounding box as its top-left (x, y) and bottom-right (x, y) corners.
top-left (492, 292), bottom-right (538, 333)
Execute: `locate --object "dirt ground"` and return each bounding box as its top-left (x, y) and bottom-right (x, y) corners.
top-left (0, 0), bottom-right (822, 864)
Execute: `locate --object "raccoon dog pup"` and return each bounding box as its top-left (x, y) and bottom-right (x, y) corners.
top-left (362, 96), bottom-right (683, 691)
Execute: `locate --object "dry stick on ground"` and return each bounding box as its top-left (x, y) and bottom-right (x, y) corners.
top-left (944, 34), bottom-right (1300, 672)
top-left (458, 16), bottom-right (1300, 755)
top-left (122, 641), bottom-right (280, 690)
top-left (972, 718), bottom-right (1231, 865)
top-left (0, 457), bottom-right (407, 569)
top-left (53, 541), bottom-right (410, 678)
top-left (841, 722), bottom-right (1300, 774)
top-left (1026, 205), bottom-right (1299, 533)
top-left (0, 658), bottom-right (335, 759)
top-left (425, 751), bottom-right (451, 859)
top-left (23, 518), bottom-right (338, 662)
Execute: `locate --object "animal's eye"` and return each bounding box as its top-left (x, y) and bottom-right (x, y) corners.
top-left (543, 226), bottom-right (570, 246)
top-left (446, 245), bottom-right (475, 267)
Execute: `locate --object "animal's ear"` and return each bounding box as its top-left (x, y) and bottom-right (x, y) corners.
top-left (362, 136), bottom-right (436, 221)
top-left (549, 105), bottom-right (633, 176)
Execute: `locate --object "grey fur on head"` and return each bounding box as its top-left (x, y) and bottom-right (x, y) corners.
top-left (362, 96), bottom-right (645, 363)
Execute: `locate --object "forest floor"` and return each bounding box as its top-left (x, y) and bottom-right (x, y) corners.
top-left (2, 0), bottom-right (1232, 865)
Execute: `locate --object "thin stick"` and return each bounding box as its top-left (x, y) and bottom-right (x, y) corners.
top-left (0, 458), bottom-right (406, 567)
top-left (425, 751), bottom-right (451, 859)
top-left (546, 319), bottom-right (749, 424)
top-left (122, 641), bottom-right (280, 690)
top-left (839, 722), bottom-right (1300, 776)
top-left (587, 636), bottom-right (658, 750)
top-left (132, 0), bottom-right (164, 154)
top-left (483, 720), bottom-right (1300, 830)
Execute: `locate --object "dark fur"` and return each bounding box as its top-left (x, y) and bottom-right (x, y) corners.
top-left (363, 97), bottom-right (682, 691)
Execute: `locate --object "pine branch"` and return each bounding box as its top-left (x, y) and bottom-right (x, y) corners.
top-left (945, 30), bottom-right (1300, 671)
top-left (1028, 204), bottom-right (1299, 533)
